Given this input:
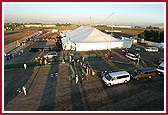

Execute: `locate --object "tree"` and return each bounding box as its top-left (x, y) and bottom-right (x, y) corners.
top-left (138, 29), bottom-right (164, 43)
top-left (138, 32), bottom-right (145, 39)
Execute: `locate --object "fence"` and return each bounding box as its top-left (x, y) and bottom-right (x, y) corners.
top-left (4, 56), bottom-right (103, 69)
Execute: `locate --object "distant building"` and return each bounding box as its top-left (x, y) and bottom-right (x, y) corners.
top-left (159, 26), bottom-right (164, 29)
top-left (25, 24), bottom-right (56, 28)
top-left (107, 25), bottom-right (133, 28)
top-left (51, 29), bottom-right (58, 33)
top-left (62, 30), bottom-right (72, 33)
top-left (105, 30), bottom-right (122, 33)
top-left (42, 25), bottom-right (56, 27)
top-left (39, 31), bottom-right (43, 33)
top-left (25, 24), bottom-right (42, 27)
top-left (94, 24), bottom-right (106, 26)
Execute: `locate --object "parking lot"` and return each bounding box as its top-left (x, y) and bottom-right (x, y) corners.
top-left (4, 36), bottom-right (164, 111)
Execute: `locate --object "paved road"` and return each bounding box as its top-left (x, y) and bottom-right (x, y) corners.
top-left (4, 32), bottom-right (39, 54)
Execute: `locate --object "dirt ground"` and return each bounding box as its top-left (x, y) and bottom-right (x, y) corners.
top-left (4, 35), bottom-right (164, 111)
top-left (4, 29), bottom-right (37, 47)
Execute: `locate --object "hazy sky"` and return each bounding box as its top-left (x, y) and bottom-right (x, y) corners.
top-left (4, 3), bottom-right (165, 26)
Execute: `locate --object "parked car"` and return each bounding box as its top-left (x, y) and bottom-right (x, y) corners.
top-left (158, 58), bottom-right (164, 64)
top-left (144, 47), bottom-right (158, 52)
top-left (43, 52), bottom-right (57, 58)
top-left (29, 48), bottom-right (40, 52)
top-left (125, 53), bottom-right (138, 61)
top-left (135, 48), bottom-right (141, 54)
top-left (157, 62), bottom-right (164, 75)
top-left (122, 48), bottom-right (129, 55)
top-left (102, 71), bottom-right (130, 87)
top-left (131, 67), bottom-right (157, 80)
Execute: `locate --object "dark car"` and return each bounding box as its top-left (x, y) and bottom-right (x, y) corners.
top-left (122, 48), bottom-right (129, 55)
top-left (131, 67), bottom-right (157, 80)
top-left (29, 48), bottom-right (40, 52)
top-left (158, 58), bottom-right (164, 64)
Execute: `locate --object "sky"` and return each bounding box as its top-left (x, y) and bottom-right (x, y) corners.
top-left (4, 3), bottom-right (165, 26)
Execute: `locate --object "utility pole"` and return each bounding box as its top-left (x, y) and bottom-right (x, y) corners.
top-left (110, 10), bottom-right (115, 51)
top-left (90, 16), bottom-right (92, 26)
top-left (111, 10), bottom-right (115, 37)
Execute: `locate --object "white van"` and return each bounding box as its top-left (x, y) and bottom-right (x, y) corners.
top-left (157, 62), bottom-right (164, 75)
top-left (102, 71), bottom-right (130, 87)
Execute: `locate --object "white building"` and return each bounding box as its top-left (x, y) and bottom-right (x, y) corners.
top-left (25, 24), bottom-right (56, 28)
top-left (42, 25), bottom-right (56, 27)
top-left (107, 25), bottom-right (133, 28)
top-left (25, 24), bottom-right (42, 27)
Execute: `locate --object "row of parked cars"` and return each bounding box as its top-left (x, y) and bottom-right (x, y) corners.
top-left (102, 46), bottom-right (163, 87)
top-left (122, 47), bottom-right (159, 61)
top-left (102, 65), bottom-right (164, 87)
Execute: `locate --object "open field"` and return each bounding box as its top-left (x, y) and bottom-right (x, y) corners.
top-left (4, 34), bottom-right (164, 111)
top-left (94, 26), bottom-right (164, 36)
top-left (4, 25), bottom-right (79, 47)
top-left (4, 29), bottom-right (37, 47)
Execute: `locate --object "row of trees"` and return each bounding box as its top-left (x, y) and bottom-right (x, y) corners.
top-left (55, 23), bottom-right (71, 26)
top-left (138, 30), bottom-right (164, 43)
top-left (4, 23), bottom-right (25, 29)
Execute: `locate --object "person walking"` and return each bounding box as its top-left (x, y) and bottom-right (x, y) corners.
top-left (17, 88), bottom-right (21, 94)
top-left (22, 85), bottom-right (27, 96)
top-left (82, 57), bottom-right (85, 62)
top-left (99, 72), bottom-right (101, 77)
top-left (24, 63), bottom-right (27, 70)
top-left (86, 67), bottom-right (89, 76)
top-left (69, 55), bottom-right (72, 63)
top-left (75, 74), bottom-right (78, 84)
top-left (82, 74), bottom-right (86, 81)
top-left (44, 58), bottom-right (47, 65)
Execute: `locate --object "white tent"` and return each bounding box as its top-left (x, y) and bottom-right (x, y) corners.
top-left (62, 26), bottom-right (132, 51)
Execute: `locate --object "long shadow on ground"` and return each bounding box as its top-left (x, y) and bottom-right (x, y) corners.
top-left (37, 54), bottom-right (60, 111)
top-left (4, 67), bottom-right (34, 106)
top-left (69, 62), bottom-right (85, 111)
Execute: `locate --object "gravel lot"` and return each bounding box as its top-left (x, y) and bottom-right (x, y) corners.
top-left (4, 39), bottom-right (164, 111)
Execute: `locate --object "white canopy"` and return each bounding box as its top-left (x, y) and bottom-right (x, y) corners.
top-left (65, 26), bottom-right (118, 43)
top-left (62, 26), bottom-right (132, 51)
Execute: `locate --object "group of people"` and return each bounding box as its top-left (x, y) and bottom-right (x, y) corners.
top-left (34, 57), bottom-right (48, 65)
top-left (82, 63), bottom-right (95, 76)
top-left (5, 53), bottom-right (14, 61)
top-left (5, 49), bottom-right (24, 61)
top-left (68, 54), bottom-right (96, 84)
top-left (71, 72), bottom-right (87, 84)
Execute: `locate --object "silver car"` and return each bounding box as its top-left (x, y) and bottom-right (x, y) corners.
top-left (44, 52), bottom-right (57, 58)
top-left (144, 47), bottom-right (158, 52)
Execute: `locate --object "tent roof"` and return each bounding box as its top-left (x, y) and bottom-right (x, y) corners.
top-left (64, 26), bottom-right (119, 43)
